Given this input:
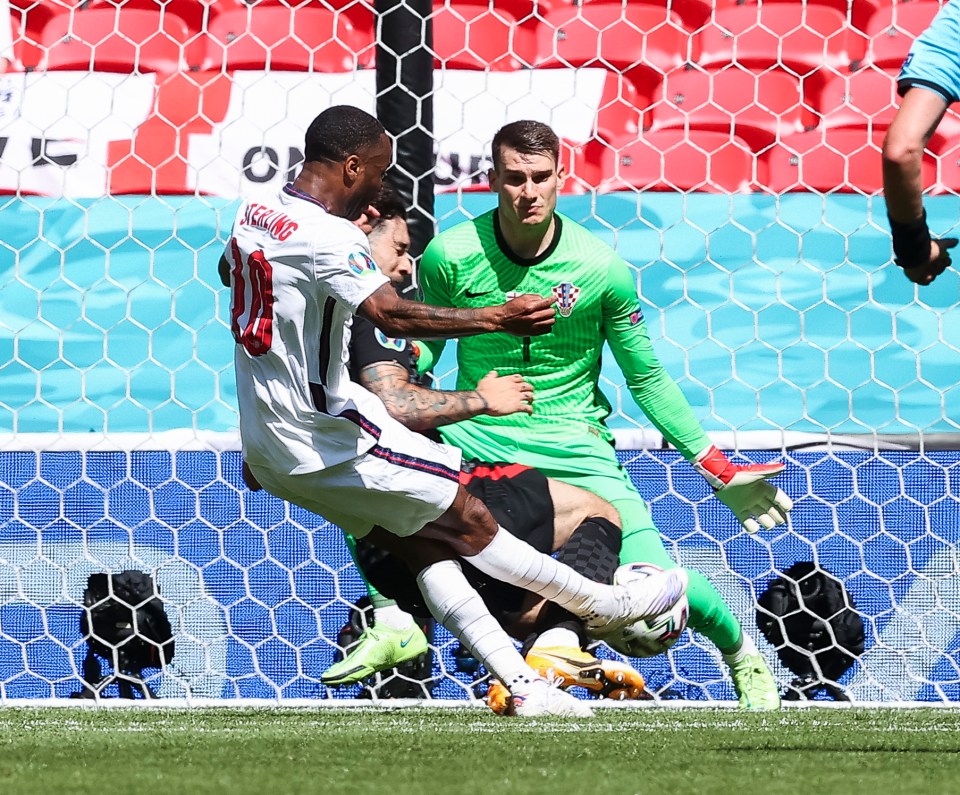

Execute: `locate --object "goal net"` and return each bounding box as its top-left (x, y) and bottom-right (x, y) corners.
top-left (1, 0), bottom-right (958, 704)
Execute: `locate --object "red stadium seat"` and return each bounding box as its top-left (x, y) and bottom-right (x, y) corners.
top-left (575, 130), bottom-right (758, 193)
top-left (817, 68), bottom-right (901, 132)
top-left (650, 67), bottom-right (813, 152)
top-left (593, 71), bottom-right (647, 144)
top-left (818, 67), bottom-right (960, 141)
top-left (41, 7), bottom-right (198, 72)
top-left (248, 0), bottom-right (375, 37)
top-left (553, 136), bottom-right (600, 195)
top-left (9, 1), bottom-right (77, 16)
top-left (83, 0), bottom-right (241, 36)
top-left (849, 0), bottom-right (887, 31)
top-left (536, 3), bottom-right (695, 88)
top-left (706, 0), bottom-right (885, 33)
top-left (10, 1), bottom-right (81, 69)
top-left (438, 0), bottom-right (548, 24)
top-left (763, 127), bottom-right (938, 194)
top-left (569, 0), bottom-right (720, 32)
top-left (697, 6), bottom-right (866, 77)
top-left (930, 137), bottom-right (960, 194)
top-left (430, 5), bottom-right (537, 70)
top-left (203, 6), bottom-right (374, 72)
top-left (861, 2), bottom-right (943, 70)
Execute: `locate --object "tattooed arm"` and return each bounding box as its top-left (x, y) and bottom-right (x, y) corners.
top-left (359, 362), bottom-right (534, 431)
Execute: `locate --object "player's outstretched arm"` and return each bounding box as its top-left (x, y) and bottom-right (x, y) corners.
top-left (358, 283), bottom-right (555, 340)
top-left (359, 364), bottom-right (533, 431)
top-left (601, 259), bottom-right (793, 533)
top-left (602, 258), bottom-right (712, 458)
top-left (605, 314), bottom-right (792, 533)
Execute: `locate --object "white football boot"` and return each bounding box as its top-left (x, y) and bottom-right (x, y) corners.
top-left (508, 679), bottom-right (594, 718)
top-left (585, 567), bottom-right (689, 639)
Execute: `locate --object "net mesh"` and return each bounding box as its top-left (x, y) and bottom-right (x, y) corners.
top-left (1, 0), bottom-right (959, 703)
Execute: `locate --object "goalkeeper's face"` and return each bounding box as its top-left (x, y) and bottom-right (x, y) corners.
top-left (490, 146), bottom-right (565, 229)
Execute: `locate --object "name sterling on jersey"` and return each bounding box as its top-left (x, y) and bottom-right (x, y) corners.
top-left (239, 203), bottom-right (299, 241)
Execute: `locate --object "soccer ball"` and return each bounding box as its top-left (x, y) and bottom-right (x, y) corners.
top-left (605, 563), bottom-right (689, 659)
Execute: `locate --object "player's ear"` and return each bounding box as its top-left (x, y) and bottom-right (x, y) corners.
top-left (344, 153), bottom-right (362, 182)
top-left (487, 166), bottom-right (499, 193)
top-left (556, 161), bottom-right (567, 191)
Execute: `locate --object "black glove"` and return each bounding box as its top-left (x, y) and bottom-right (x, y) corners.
top-left (889, 210), bottom-right (957, 284)
top-left (902, 237), bottom-right (957, 285)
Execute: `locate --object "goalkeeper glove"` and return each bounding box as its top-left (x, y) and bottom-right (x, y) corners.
top-left (692, 445), bottom-right (793, 535)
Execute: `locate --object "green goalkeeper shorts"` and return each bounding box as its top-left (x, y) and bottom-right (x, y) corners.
top-left (440, 421), bottom-right (659, 536)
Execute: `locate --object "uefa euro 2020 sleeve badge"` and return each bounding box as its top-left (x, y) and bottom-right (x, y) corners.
top-left (348, 250), bottom-right (379, 276)
top-left (552, 282), bottom-right (581, 318)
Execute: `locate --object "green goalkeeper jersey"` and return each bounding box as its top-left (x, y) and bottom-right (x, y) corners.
top-left (419, 210), bottom-right (711, 462)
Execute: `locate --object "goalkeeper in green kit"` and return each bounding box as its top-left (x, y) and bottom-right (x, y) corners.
top-left (417, 120), bottom-right (793, 710)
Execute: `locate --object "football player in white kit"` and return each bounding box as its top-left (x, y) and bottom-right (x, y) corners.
top-left (222, 105), bottom-right (687, 716)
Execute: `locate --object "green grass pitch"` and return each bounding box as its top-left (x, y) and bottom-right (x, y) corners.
top-left (2, 707), bottom-right (960, 794)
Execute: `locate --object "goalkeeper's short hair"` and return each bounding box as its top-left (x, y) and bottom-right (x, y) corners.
top-left (491, 120), bottom-right (561, 170)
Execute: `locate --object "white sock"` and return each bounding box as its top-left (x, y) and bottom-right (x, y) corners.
top-left (416, 559), bottom-right (538, 691)
top-left (533, 627), bottom-right (581, 650)
top-left (723, 631), bottom-right (758, 665)
top-left (462, 527), bottom-right (616, 618)
top-left (372, 604), bottom-right (415, 631)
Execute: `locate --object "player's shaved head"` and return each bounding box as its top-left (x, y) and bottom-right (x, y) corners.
top-left (304, 105), bottom-right (386, 164)
top-left (492, 120), bottom-right (560, 170)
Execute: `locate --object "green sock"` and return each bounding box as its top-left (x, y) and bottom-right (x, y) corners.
top-left (618, 524), bottom-right (743, 652)
top-left (686, 570), bottom-right (743, 653)
top-left (343, 532), bottom-right (397, 610)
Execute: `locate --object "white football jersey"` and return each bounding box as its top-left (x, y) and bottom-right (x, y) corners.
top-left (226, 183), bottom-right (391, 475)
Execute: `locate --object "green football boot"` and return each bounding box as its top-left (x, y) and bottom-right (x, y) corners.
top-left (729, 652), bottom-right (781, 711)
top-left (321, 624), bottom-right (429, 686)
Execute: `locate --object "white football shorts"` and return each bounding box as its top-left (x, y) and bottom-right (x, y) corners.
top-left (248, 398), bottom-right (463, 538)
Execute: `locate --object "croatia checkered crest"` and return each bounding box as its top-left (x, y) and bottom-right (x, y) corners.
top-left (552, 282), bottom-right (581, 317)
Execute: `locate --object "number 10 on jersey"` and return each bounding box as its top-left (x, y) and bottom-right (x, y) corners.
top-left (229, 239), bottom-right (274, 356)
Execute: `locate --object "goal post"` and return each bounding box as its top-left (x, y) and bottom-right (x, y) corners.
top-left (1, 1), bottom-right (959, 704)
top-left (375, 0), bottom-right (435, 260)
